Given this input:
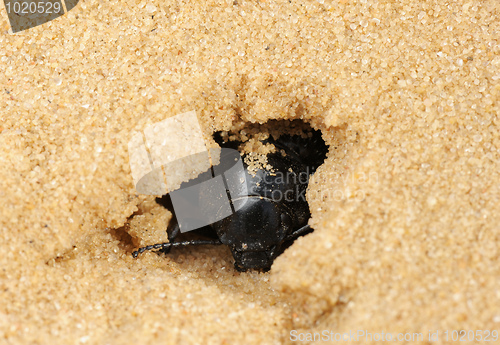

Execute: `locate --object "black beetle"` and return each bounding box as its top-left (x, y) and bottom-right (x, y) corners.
top-left (132, 127), bottom-right (328, 271)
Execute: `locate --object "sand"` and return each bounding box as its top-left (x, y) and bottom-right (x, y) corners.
top-left (1, 0), bottom-right (499, 344)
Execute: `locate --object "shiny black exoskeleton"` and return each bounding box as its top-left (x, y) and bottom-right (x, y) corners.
top-left (132, 128), bottom-right (328, 271)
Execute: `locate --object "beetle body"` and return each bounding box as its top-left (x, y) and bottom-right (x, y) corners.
top-left (211, 146), bottom-right (311, 271)
top-left (132, 129), bottom-right (327, 271)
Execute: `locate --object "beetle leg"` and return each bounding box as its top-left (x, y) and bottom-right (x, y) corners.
top-left (168, 223), bottom-right (180, 241)
top-left (160, 223), bottom-right (181, 254)
top-left (284, 224), bottom-right (313, 242)
top-left (132, 239), bottom-right (223, 258)
top-left (234, 262), bottom-right (248, 272)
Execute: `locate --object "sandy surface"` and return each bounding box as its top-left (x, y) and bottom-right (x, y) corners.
top-left (1, 0), bottom-right (499, 344)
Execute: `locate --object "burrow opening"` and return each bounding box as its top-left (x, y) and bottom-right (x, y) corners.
top-left (125, 119), bottom-right (331, 271)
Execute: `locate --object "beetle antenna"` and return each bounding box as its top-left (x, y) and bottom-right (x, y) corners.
top-left (132, 239), bottom-right (223, 258)
top-left (284, 224), bottom-right (312, 242)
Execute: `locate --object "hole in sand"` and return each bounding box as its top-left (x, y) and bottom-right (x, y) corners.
top-left (127, 119), bottom-right (330, 271)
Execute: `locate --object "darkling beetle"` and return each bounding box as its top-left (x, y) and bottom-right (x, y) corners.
top-left (132, 128), bottom-right (328, 271)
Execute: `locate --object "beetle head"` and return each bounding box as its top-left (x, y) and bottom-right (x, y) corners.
top-left (213, 197), bottom-right (294, 271)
